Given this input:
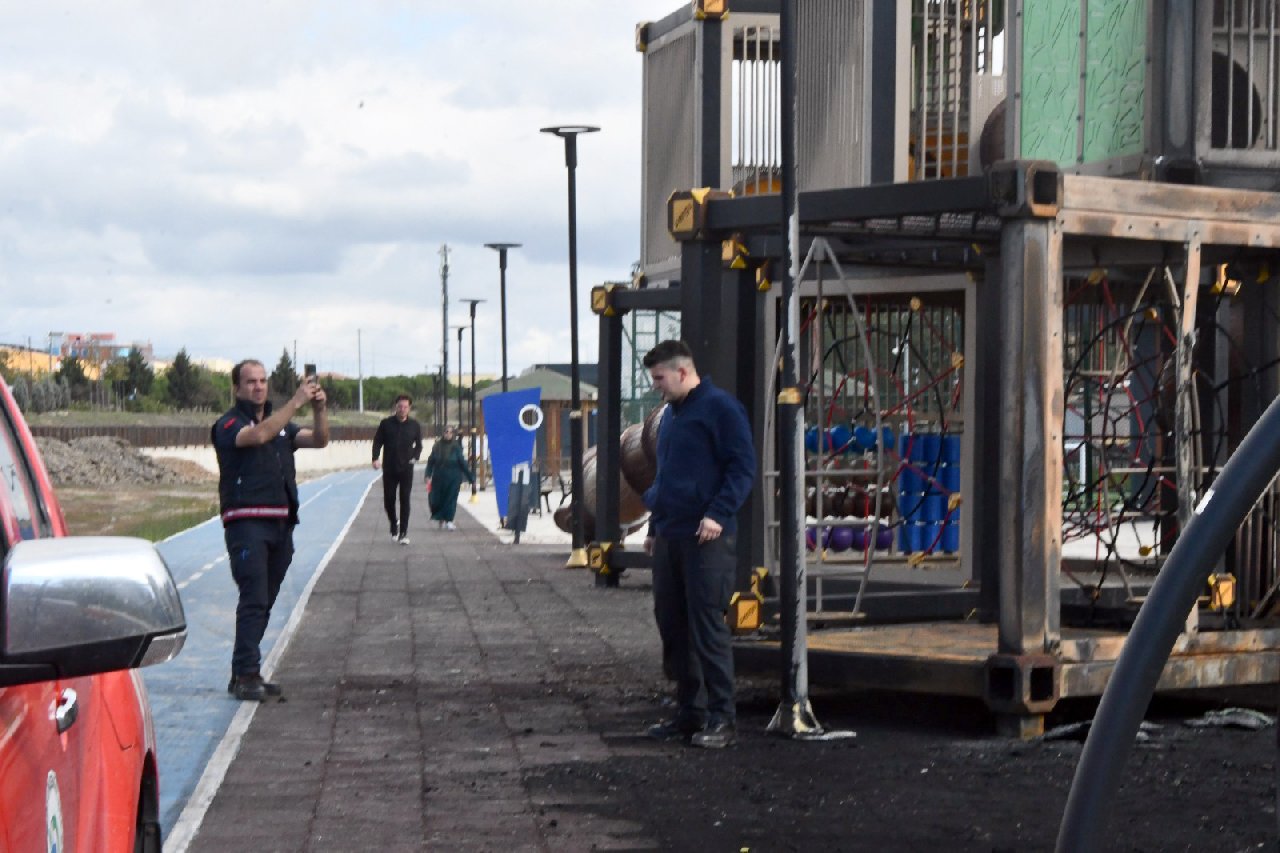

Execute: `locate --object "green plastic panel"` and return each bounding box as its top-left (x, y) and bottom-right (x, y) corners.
top-left (1020, 3), bottom-right (1081, 165)
top-left (1082, 2), bottom-right (1147, 162)
top-left (1020, 1), bottom-right (1148, 167)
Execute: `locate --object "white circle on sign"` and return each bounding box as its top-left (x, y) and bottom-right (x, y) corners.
top-left (518, 404), bottom-right (544, 431)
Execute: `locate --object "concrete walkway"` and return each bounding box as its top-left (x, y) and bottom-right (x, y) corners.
top-left (182, 482), bottom-right (666, 851)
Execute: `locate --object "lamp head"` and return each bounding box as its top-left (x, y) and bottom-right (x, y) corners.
top-left (539, 125), bottom-right (600, 137)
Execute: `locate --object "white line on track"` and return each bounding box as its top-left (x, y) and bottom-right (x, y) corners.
top-left (163, 471), bottom-right (374, 852)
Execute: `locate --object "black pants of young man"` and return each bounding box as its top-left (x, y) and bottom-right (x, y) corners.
top-left (225, 518), bottom-right (294, 678)
top-left (651, 533), bottom-right (738, 728)
top-left (382, 467), bottom-right (414, 536)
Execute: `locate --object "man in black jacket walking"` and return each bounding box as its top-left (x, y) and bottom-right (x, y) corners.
top-left (373, 394), bottom-right (424, 544)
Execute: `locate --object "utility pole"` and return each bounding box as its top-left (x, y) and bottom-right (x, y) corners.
top-left (357, 329), bottom-right (364, 413)
top-left (440, 244), bottom-right (450, 435)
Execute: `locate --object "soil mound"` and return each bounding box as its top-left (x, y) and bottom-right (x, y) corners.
top-left (36, 436), bottom-right (216, 487)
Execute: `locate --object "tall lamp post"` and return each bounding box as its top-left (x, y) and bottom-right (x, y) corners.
top-left (541, 124), bottom-right (599, 570)
top-left (461, 298), bottom-right (486, 501)
top-left (483, 243), bottom-right (521, 393)
top-left (454, 326), bottom-right (466, 431)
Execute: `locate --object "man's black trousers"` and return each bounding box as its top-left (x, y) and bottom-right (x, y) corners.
top-left (382, 467), bottom-right (414, 536)
top-left (225, 518), bottom-right (294, 678)
top-left (651, 533), bottom-right (738, 726)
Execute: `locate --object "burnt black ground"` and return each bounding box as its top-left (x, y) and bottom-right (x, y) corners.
top-left (186, 492), bottom-right (1278, 852)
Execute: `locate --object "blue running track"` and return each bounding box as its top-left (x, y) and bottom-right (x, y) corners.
top-left (142, 468), bottom-right (379, 839)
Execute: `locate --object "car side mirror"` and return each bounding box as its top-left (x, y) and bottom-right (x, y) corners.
top-left (0, 536), bottom-right (186, 687)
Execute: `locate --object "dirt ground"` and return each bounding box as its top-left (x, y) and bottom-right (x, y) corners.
top-left (538, 673), bottom-right (1277, 852)
top-left (39, 434), bottom-right (1279, 850)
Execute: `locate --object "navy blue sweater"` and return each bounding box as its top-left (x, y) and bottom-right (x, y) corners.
top-left (643, 378), bottom-right (756, 539)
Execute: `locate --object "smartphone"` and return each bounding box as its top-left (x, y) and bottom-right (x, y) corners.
top-left (304, 363), bottom-right (317, 381)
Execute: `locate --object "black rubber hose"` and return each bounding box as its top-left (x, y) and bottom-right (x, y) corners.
top-left (1057, 391), bottom-right (1280, 852)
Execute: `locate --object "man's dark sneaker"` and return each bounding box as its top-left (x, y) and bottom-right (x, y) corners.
top-left (227, 674), bottom-right (282, 701)
top-left (691, 721), bottom-right (736, 749)
top-left (646, 718), bottom-right (702, 742)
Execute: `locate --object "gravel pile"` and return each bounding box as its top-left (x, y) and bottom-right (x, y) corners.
top-left (35, 436), bottom-right (215, 487)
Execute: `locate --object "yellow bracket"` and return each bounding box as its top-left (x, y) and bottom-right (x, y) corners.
top-left (590, 284), bottom-right (619, 317)
top-left (1207, 572), bottom-right (1236, 611)
top-left (723, 234), bottom-right (749, 269)
top-left (777, 387), bottom-right (801, 405)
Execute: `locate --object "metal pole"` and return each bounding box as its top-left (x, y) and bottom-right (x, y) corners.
top-left (455, 326), bottom-right (465, 429)
top-left (357, 328), bottom-right (364, 413)
top-left (485, 244), bottom-right (520, 393)
top-left (440, 245), bottom-right (450, 431)
top-left (766, 0), bottom-right (823, 738)
top-left (542, 124), bottom-right (599, 570)
top-left (461, 298), bottom-right (485, 500)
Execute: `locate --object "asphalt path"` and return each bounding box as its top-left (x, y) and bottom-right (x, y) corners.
top-left (142, 468), bottom-right (380, 843)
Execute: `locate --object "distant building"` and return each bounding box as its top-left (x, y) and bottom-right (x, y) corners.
top-left (530, 362), bottom-right (599, 390)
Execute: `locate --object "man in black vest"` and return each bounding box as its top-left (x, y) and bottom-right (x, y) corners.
top-left (213, 359), bottom-right (329, 701)
top-left (372, 394), bottom-right (424, 544)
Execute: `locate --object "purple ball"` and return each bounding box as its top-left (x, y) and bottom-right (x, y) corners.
top-left (848, 526), bottom-right (868, 552)
top-left (805, 526), bottom-right (818, 551)
top-left (828, 526), bottom-right (855, 552)
top-left (874, 525), bottom-right (894, 550)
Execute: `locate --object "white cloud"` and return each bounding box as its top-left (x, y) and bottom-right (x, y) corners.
top-left (0, 1), bottom-right (671, 377)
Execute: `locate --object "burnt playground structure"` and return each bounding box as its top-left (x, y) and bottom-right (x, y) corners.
top-left (579, 0), bottom-right (1280, 737)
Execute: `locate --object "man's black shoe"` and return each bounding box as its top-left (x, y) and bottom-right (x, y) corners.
top-left (228, 674), bottom-right (282, 701)
top-left (691, 721), bottom-right (736, 749)
top-left (646, 718), bottom-right (702, 742)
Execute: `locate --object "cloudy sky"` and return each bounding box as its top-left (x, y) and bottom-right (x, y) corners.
top-left (0, 1), bottom-right (676, 378)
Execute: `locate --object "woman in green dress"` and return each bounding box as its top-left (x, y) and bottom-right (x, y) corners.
top-left (425, 425), bottom-right (474, 530)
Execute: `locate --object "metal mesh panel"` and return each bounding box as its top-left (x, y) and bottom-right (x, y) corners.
top-left (910, 0), bottom-right (1003, 179)
top-left (797, 0), bottom-right (867, 191)
top-left (621, 310), bottom-right (682, 426)
top-left (642, 29), bottom-right (697, 276)
top-left (912, 0), bottom-right (970, 179)
top-left (731, 23), bottom-right (781, 195)
top-left (1208, 0), bottom-right (1280, 154)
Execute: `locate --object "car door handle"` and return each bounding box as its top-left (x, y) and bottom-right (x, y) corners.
top-left (55, 687), bottom-right (78, 734)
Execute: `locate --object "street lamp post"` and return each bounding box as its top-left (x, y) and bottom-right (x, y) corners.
top-left (461, 298), bottom-right (486, 501)
top-left (541, 124), bottom-right (599, 570)
top-left (431, 363), bottom-right (442, 435)
top-left (483, 243), bottom-right (521, 393)
top-left (454, 326), bottom-right (466, 430)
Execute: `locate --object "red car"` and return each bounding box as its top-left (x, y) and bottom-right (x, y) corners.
top-left (0, 379), bottom-right (185, 852)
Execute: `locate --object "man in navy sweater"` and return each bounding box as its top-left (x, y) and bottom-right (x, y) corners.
top-left (641, 340), bottom-right (756, 748)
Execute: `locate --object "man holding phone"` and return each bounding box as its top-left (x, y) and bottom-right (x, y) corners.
top-left (212, 359), bottom-right (329, 701)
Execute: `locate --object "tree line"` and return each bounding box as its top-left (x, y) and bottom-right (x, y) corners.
top-left (0, 346), bottom-right (494, 415)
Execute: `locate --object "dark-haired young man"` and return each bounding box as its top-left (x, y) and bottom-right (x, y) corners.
top-left (213, 359), bottom-right (329, 702)
top-left (641, 339), bottom-right (756, 748)
top-left (373, 394), bottom-right (424, 544)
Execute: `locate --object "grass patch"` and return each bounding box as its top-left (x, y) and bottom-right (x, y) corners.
top-left (58, 486), bottom-right (218, 541)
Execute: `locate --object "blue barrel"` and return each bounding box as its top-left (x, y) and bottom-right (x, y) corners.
top-left (918, 432), bottom-right (942, 477)
top-left (941, 519), bottom-right (960, 553)
top-left (898, 522), bottom-right (922, 553)
top-left (940, 464), bottom-right (961, 492)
